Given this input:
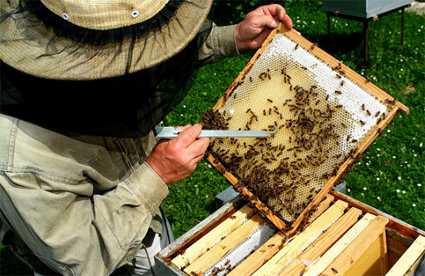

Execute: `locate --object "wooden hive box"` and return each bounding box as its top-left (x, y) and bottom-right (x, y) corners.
top-left (156, 191), bottom-right (425, 276)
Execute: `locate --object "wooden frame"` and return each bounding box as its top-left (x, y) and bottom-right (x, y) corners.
top-left (204, 23), bottom-right (409, 235)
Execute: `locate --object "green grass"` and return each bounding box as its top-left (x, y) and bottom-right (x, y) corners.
top-left (1, 2), bottom-right (424, 275)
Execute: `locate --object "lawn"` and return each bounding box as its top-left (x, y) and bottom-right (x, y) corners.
top-left (1, 1), bottom-right (424, 275)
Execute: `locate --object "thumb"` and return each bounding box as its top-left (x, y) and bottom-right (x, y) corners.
top-left (256, 14), bottom-right (279, 29)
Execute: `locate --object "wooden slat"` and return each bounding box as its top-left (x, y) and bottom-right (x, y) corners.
top-left (184, 214), bottom-right (266, 275)
top-left (278, 207), bottom-right (362, 276)
top-left (343, 232), bottom-right (387, 276)
top-left (303, 213), bottom-right (376, 276)
top-left (227, 231), bottom-right (286, 276)
top-left (321, 216), bottom-right (389, 275)
top-left (206, 154), bottom-right (288, 231)
top-left (330, 190), bottom-right (425, 239)
top-left (252, 200), bottom-right (348, 276)
top-left (306, 194), bottom-right (334, 224)
top-left (385, 235), bottom-right (425, 276)
top-left (171, 205), bottom-right (255, 269)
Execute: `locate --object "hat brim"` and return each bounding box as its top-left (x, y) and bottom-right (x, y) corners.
top-left (0, 0), bottom-right (213, 80)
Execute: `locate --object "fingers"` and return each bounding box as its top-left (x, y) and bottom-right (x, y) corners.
top-left (259, 4), bottom-right (293, 29)
top-left (174, 124), bottom-right (203, 148)
top-left (236, 4), bottom-right (294, 52)
top-left (253, 14), bottom-right (279, 29)
top-left (147, 124), bottom-right (210, 185)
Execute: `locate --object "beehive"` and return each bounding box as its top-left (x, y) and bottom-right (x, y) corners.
top-left (157, 192), bottom-right (425, 276)
top-left (202, 24), bottom-right (409, 234)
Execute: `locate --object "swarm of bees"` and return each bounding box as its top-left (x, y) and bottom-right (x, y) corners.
top-left (202, 33), bottom-right (391, 225)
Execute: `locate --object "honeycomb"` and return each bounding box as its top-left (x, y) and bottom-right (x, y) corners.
top-left (203, 32), bottom-right (391, 224)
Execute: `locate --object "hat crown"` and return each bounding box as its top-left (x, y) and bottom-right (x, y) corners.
top-left (40, 0), bottom-right (169, 30)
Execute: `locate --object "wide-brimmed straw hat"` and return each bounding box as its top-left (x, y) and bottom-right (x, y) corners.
top-left (0, 0), bottom-right (213, 80)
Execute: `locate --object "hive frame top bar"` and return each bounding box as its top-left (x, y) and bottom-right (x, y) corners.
top-left (205, 23), bottom-right (409, 235)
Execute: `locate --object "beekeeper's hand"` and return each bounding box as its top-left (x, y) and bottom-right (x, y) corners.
top-left (235, 4), bottom-right (293, 52)
top-left (147, 124), bottom-right (209, 185)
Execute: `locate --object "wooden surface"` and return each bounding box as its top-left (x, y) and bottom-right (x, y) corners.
top-left (303, 213), bottom-right (376, 275)
top-left (385, 235), bottom-right (425, 276)
top-left (252, 200), bottom-right (348, 276)
top-left (330, 190), bottom-right (425, 239)
top-left (227, 231), bottom-right (286, 276)
top-left (184, 214), bottom-right (266, 275)
top-left (278, 207), bottom-right (362, 276)
top-left (321, 215), bottom-right (389, 275)
top-left (156, 191), bottom-right (424, 276)
top-left (171, 205), bottom-right (255, 269)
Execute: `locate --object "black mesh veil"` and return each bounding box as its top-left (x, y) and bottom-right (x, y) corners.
top-left (0, 0), bottom-right (213, 137)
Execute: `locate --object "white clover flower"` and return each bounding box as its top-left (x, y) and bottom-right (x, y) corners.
top-left (377, 196), bottom-right (381, 201)
top-left (393, 156), bottom-right (396, 159)
top-left (396, 189), bottom-right (400, 193)
top-left (377, 148), bottom-right (380, 151)
top-left (420, 143), bottom-right (423, 147)
top-left (387, 129), bottom-right (391, 133)
top-left (361, 193), bottom-right (365, 196)
top-left (208, 164), bottom-right (211, 168)
top-left (347, 188), bottom-right (351, 192)
top-left (418, 183), bottom-right (422, 187)
top-left (412, 204), bottom-right (416, 207)
top-left (377, 177), bottom-right (380, 181)
top-left (183, 105), bottom-right (186, 108)
top-left (363, 187), bottom-right (367, 191)
top-left (402, 190), bottom-right (406, 194)
top-left (398, 176), bottom-right (402, 180)
top-left (180, 114), bottom-right (184, 117)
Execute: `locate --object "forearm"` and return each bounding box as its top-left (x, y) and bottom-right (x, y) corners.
top-left (198, 23), bottom-right (240, 65)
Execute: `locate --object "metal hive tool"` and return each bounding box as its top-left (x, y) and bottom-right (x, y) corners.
top-left (202, 24), bottom-right (409, 235)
